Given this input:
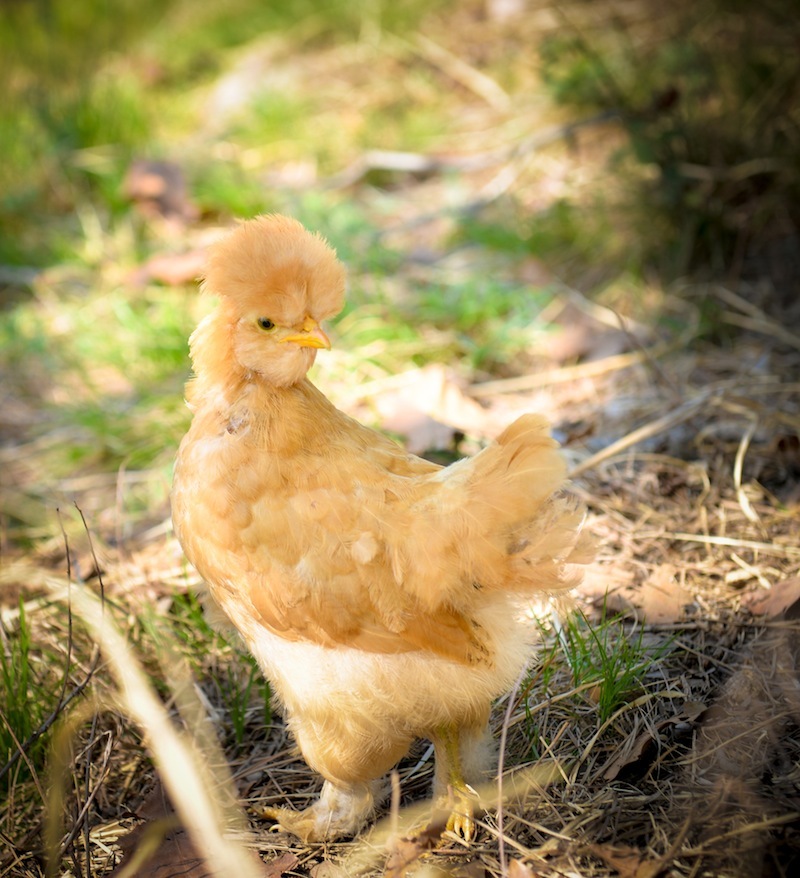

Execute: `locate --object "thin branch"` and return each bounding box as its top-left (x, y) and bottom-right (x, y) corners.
top-left (568, 391), bottom-right (715, 479)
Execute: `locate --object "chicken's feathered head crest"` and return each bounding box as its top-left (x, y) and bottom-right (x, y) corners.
top-left (186, 215), bottom-right (347, 394)
top-left (202, 214), bottom-right (346, 325)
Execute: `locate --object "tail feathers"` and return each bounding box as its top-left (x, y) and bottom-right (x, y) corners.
top-left (477, 415), bottom-right (594, 595)
top-left (464, 413), bottom-right (566, 529)
top-left (504, 499), bottom-right (595, 594)
top-left (463, 491), bottom-right (592, 602)
top-left (402, 413), bottom-right (591, 608)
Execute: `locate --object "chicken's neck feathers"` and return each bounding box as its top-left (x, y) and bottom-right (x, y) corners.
top-left (185, 303), bottom-right (339, 446)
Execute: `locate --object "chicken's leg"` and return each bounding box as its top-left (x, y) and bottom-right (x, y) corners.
top-left (259, 716), bottom-right (410, 841)
top-left (431, 724), bottom-right (484, 841)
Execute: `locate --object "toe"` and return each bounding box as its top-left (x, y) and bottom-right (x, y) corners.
top-left (257, 805), bottom-right (320, 842)
top-left (436, 783), bottom-right (479, 842)
top-left (445, 798), bottom-right (476, 841)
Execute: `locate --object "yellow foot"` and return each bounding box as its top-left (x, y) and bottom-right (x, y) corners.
top-left (439, 784), bottom-right (479, 842)
top-left (259, 804), bottom-right (325, 843)
top-left (257, 781), bottom-right (375, 842)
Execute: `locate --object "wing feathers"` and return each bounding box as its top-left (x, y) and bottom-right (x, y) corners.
top-left (249, 413), bottom-right (583, 661)
top-left (180, 388), bottom-right (587, 666)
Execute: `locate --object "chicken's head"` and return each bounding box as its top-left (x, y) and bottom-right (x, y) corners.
top-left (199, 214), bottom-right (346, 387)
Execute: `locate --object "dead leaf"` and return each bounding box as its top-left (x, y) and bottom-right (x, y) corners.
top-left (265, 853), bottom-right (301, 876)
top-left (585, 843), bottom-right (665, 878)
top-left (743, 576), bottom-right (800, 618)
top-left (540, 300), bottom-right (650, 365)
top-left (109, 819), bottom-right (208, 878)
top-left (601, 727), bottom-right (659, 782)
top-left (310, 862), bottom-right (350, 877)
top-left (384, 837), bottom-right (428, 878)
top-left (577, 564), bottom-right (638, 616)
top-left (375, 396), bottom-right (455, 455)
top-left (602, 700), bottom-right (706, 781)
top-left (137, 249), bottom-right (208, 286)
top-left (371, 364), bottom-right (516, 453)
top-left (109, 782), bottom-right (276, 878)
top-left (383, 819), bottom-right (445, 878)
top-left (637, 565), bottom-right (691, 623)
top-left (123, 159), bottom-right (198, 225)
top-left (506, 860), bottom-right (537, 878)
top-left (583, 564), bottom-right (692, 623)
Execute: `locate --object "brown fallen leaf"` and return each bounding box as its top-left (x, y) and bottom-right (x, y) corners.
top-left (370, 364), bottom-right (517, 453)
top-left (263, 853), bottom-right (301, 877)
top-left (601, 728), bottom-right (658, 783)
top-left (540, 301), bottom-right (641, 365)
top-left (581, 564), bottom-right (691, 624)
top-left (109, 782), bottom-right (280, 878)
top-left (584, 843), bottom-right (665, 878)
top-left (602, 701), bottom-right (706, 781)
top-left (140, 249), bottom-right (209, 286)
top-left (506, 860), bottom-right (538, 878)
top-left (383, 818), bottom-right (445, 878)
top-left (309, 862), bottom-right (351, 877)
top-left (123, 158), bottom-right (198, 226)
top-left (637, 565), bottom-right (692, 624)
top-left (109, 818), bottom-right (208, 878)
top-left (743, 576), bottom-right (800, 619)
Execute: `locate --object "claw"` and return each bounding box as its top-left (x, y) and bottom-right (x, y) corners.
top-left (257, 780), bottom-right (375, 842)
top-left (441, 783), bottom-right (479, 842)
top-left (258, 804), bottom-right (322, 843)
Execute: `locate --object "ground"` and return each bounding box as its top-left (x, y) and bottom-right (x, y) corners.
top-left (1, 2), bottom-right (799, 876)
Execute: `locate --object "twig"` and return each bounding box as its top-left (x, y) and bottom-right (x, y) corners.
top-left (413, 33), bottom-right (511, 110)
top-left (558, 282), bottom-right (650, 335)
top-left (677, 157), bottom-right (786, 183)
top-left (721, 311), bottom-right (800, 350)
top-left (0, 705), bottom-right (47, 801)
top-left (57, 731), bottom-right (115, 861)
top-left (495, 665), bottom-right (528, 876)
top-left (389, 770), bottom-right (401, 839)
top-left (55, 509), bottom-right (76, 712)
top-left (49, 583), bottom-right (263, 878)
top-left (733, 419), bottom-right (761, 525)
top-left (568, 391), bottom-right (714, 479)
top-left (74, 503), bottom-right (105, 609)
top-left (0, 667), bottom-right (98, 786)
top-left (730, 553), bottom-right (772, 590)
top-left (712, 284), bottom-right (800, 351)
top-left (653, 532), bottom-right (800, 559)
top-left (471, 343), bottom-right (678, 396)
top-left (683, 811), bottom-right (799, 854)
top-left (325, 111), bottom-right (617, 190)
top-left (573, 690), bottom-right (687, 783)
top-left (0, 508), bottom-right (104, 829)
top-left (82, 714), bottom-right (101, 878)
top-left (612, 306), bottom-right (682, 400)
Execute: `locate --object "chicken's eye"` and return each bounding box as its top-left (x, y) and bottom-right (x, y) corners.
top-left (257, 317), bottom-right (276, 331)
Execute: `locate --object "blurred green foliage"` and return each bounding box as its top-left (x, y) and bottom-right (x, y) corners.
top-left (0, 0), bottom-right (443, 265)
top-left (537, 0), bottom-right (800, 279)
top-left (0, 0), bottom-right (164, 261)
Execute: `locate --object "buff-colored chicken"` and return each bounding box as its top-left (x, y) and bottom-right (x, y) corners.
top-left (172, 214), bottom-right (590, 842)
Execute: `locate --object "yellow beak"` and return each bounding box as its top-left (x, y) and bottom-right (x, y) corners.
top-left (281, 316), bottom-right (331, 350)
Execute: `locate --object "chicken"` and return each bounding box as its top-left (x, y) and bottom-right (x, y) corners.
top-left (171, 214), bottom-right (591, 843)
